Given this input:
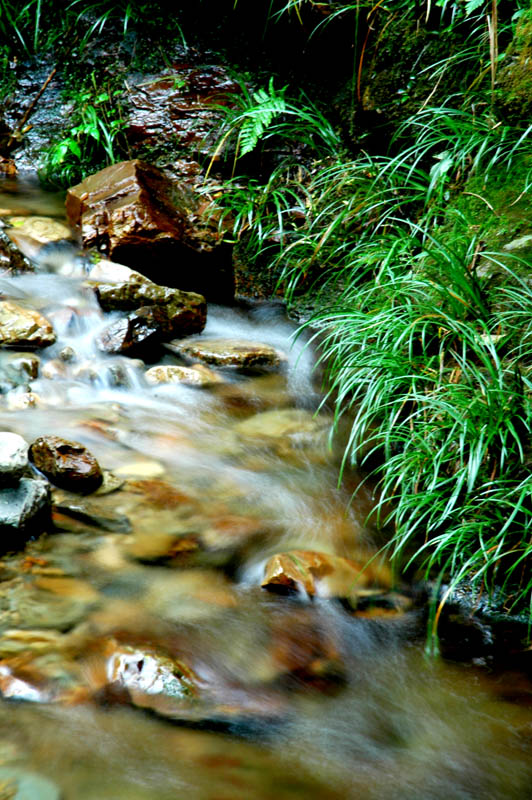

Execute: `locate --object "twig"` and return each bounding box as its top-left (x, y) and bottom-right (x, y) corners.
top-left (7, 66), bottom-right (57, 149)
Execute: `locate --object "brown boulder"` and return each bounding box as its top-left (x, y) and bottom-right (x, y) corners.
top-left (66, 160), bottom-right (232, 300)
top-left (29, 436), bottom-right (103, 494)
top-left (0, 301), bottom-right (56, 348)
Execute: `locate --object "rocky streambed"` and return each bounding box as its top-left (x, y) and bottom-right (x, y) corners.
top-left (0, 175), bottom-right (530, 799)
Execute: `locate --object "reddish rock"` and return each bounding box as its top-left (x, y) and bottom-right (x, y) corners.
top-left (127, 65), bottom-right (239, 158)
top-left (66, 160), bottom-right (232, 300)
top-left (29, 436), bottom-right (103, 493)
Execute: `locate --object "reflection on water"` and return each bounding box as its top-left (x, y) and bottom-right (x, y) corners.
top-left (0, 177), bottom-right (531, 799)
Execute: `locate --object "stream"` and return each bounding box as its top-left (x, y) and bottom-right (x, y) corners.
top-left (0, 175), bottom-right (531, 800)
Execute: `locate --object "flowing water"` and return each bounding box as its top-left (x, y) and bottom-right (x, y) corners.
top-left (0, 176), bottom-right (531, 800)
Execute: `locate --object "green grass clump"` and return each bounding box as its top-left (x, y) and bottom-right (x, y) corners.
top-left (206, 68), bottom-right (532, 622)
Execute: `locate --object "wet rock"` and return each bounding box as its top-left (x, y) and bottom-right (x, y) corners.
top-left (93, 274), bottom-right (206, 337)
top-left (0, 228), bottom-right (33, 273)
top-left (104, 639), bottom-right (197, 701)
top-left (58, 345), bottom-right (75, 362)
top-left (29, 436), bottom-right (103, 493)
top-left (96, 305), bottom-right (169, 358)
top-left (0, 477), bottom-right (50, 546)
top-left (87, 259), bottom-right (146, 285)
top-left (6, 215), bottom-right (72, 243)
top-left (0, 432), bottom-right (28, 486)
top-left (127, 65), bottom-right (239, 159)
top-left (94, 470), bottom-right (124, 495)
top-left (0, 301), bottom-right (56, 349)
top-left (66, 160), bottom-right (231, 300)
top-left (166, 337), bottom-right (285, 369)
top-left (145, 363), bottom-right (223, 388)
top-left (261, 550), bottom-right (390, 598)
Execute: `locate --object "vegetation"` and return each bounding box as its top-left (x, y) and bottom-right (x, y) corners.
top-left (203, 0), bottom-right (532, 626)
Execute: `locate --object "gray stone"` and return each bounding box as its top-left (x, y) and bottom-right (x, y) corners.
top-left (0, 477), bottom-right (50, 546)
top-left (0, 432), bottom-right (29, 486)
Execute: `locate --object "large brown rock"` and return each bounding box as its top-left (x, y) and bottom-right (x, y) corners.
top-left (29, 436), bottom-right (103, 494)
top-left (66, 160), bottom-right (232, 300)
top-left (0, 301), bottom-right (56, 348)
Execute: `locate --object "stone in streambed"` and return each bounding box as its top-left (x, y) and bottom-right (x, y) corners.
top-left (166, 337), bottom-right (285, 369)
top-left (261, 550), bottom-right (390, 598)
top-left (96, 306), bottom-right (168, 357)
top-left (52, 496), bottom-right (131, 533)
top-left (0, 301), bottom-right (56, 349)
top-left (29, 435), bottom-right (103, 493)
top-left (0, 432), bottom-right (28, 486)
top-left (144, 363), bottom-right (223, 388)
top-left (90, 263), bottom-right (207, 336)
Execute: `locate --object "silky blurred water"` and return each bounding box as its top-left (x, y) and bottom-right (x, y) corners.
top-left (0, 176), bottom-right (530, 800)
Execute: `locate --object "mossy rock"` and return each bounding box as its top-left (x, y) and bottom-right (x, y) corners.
top-left (496, 8), bottom-right (532, 125)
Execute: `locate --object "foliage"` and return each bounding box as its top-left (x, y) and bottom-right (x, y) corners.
top-left (208, 77), bottom-right (342, 174)
top-left (206, 47), bottom-right (532, 621)
top-left (39, 77), bottom-right (126, 187)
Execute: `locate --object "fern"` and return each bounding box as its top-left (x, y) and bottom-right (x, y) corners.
top-left (237, 78), bottom-right (287, 156)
